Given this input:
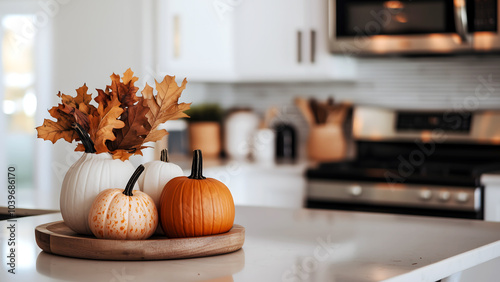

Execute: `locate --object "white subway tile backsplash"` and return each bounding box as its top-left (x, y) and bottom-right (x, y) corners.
top-left (186, 55), bottom-right (500, 136)
top-left (189, 56), bottom-right (500, 112)
top-left (183, 55), bottom-right (500, 159)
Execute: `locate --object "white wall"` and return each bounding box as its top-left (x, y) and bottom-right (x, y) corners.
top-left (48, 0), bottom-right (156, 195)
top-left (51, 0), bottom-right (147, 94)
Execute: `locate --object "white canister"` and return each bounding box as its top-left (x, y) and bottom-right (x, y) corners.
top-left (252, 128), bottom-right (276, 164)
top-left (224, 109), bottom-right (260, 160)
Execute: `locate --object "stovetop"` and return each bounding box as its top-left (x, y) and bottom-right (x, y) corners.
top-left (306, 107), bottom-right (500, 218)
top-left (306, 160), bottom-right (500, 187)
top-left (306, 141), bottom-right (500, 187)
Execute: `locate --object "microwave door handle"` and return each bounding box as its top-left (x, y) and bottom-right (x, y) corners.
top-left (453, 0), bottom-right (469, 43)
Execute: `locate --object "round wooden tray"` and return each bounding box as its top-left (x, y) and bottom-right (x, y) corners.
top-left (35, 221), bottom-right (245, 261)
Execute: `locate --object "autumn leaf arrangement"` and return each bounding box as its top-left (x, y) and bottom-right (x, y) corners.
top-left (36, 69), bottom-right (191, 161)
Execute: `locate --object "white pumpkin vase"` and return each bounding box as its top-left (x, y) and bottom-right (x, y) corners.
top-left (60, 123), bottom-right (138, 235)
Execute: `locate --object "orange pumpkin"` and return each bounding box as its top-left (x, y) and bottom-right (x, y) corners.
top-left (159, 150), bottom-right (235, 238)
top-left (88, 165), bottom-right (158, 240)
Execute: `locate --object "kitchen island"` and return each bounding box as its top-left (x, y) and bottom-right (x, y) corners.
top-left (2, 206), bottom-right (500, 281)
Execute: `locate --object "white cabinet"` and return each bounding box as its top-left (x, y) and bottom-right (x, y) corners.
top-left (481, 173), bottom-right (500, 222)
top-left (201, 163), bottom-right (307, 208)
top-left (232, 0), bottom-right (305, 80)
top-left (157, 0), bottom-right (357, 82)
top-left (157, 0), bottom-right (233, 80)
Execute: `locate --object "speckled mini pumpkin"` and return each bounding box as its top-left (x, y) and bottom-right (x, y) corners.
top-left (88, 165), bottom-right (158, 240)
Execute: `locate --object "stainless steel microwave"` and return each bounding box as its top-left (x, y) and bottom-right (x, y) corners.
top-left (328, 0), bottom-right (500, 55)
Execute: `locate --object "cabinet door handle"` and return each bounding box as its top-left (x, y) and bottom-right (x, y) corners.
top-left (174, 14), bottom-right (181, 58)
top-left (310, 29), bottom-right (316, 63)
top-left (297, 30), bottom-right (302, 63)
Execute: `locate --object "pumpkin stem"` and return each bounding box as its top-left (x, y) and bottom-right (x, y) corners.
top-left (123, 165), bottom-right (145, 196)
top-left (72, 123), bottom-right (96, 153)
top-left (188, 149), bottom-right (206, 180)
top-left (160, 149), bottom-right (169, 162)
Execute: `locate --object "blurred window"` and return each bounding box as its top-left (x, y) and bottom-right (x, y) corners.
top-left (2, 14), bottom-right (36, 190)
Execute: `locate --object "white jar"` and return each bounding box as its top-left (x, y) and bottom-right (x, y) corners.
top-left (224, 109), bottom-right (260, 160)
top-left (252, 128), bottom-right (276, 164)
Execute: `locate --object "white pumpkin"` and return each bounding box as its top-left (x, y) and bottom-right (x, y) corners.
top-left (60, 123), bottom-right (138, 235)
top-left (138, 149), bottom-right (183, 209)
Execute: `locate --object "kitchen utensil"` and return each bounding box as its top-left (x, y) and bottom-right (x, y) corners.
top-left (294, 97), bottom-right (315, 126)
top-left (309, 98), bottom-right (322, 124)
top-left (35, 221), bottom-right (245, 260)
top-left (309, 98), bottom-right (337, 125)
top-left (327, 97), bottom-right (335, 106)
top-left (327, 103), bottom-right (350, 125)
top-left (262, 106), bottom-right (279, 129)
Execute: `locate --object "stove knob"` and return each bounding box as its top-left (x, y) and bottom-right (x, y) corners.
top-left (456, 192), bottom-right (469, 203)
top-left (438, 191), bottom-right (451, 202)
top-left (348, 185), bottom-right (362, 197)
top-left (419, 189), bottom-right (432, 201)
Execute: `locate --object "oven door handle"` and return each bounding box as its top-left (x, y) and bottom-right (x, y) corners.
top-left (453, 0), bottom-right (469, 44)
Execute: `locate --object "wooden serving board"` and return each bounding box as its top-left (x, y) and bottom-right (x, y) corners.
top-left (35, 221), bottom-right (245, 261)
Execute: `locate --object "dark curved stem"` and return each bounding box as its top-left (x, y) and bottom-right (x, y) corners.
top-left (188, 150), bottom-right (206, 180)
top-left (123, 165), bottom-right (145, 196)
top-left (72, 123), bottom-right (96, 153)
top-left (160, 149), bottom-right (169, 162)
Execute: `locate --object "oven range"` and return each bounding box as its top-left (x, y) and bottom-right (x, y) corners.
top-left (306, 106), bottom-right (500, 219)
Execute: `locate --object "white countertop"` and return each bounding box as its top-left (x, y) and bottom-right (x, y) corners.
top-left (2, 206), bottom-right (500, 282)
top-left (481, 171), bottom-right (500, 185)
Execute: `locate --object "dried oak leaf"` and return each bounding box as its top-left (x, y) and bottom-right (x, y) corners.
top-left (107, 74), bottom-right (190, 160)
top-left (59, 103), bottom-right (91, 131)
top-left (109, 68), bottom-right (139, 108)
top-left (93, 105), bottom-right (125, 154)
top-left (36, 84), bottom-right (95, 143)
top-left (95, 87), bottom-right (113, 114)
top-left (55, 82), bottom-right (124, 154)
top-left (109, 148), bottom-right (146, 162)
top-left (107, 96), bottom-right (151, 152)
top-left (93, 69), bottom-right (145, 159)
top-left (60, 84), bottom-right (93, 108)
top-left (142, 76), bottom-right (191, 144)
top-left (94, 69), bottom-right (139, 114)
top-left (36, 113), bottom-right (77, 143)
top-left (80, 92), bottom-right (124, 154)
